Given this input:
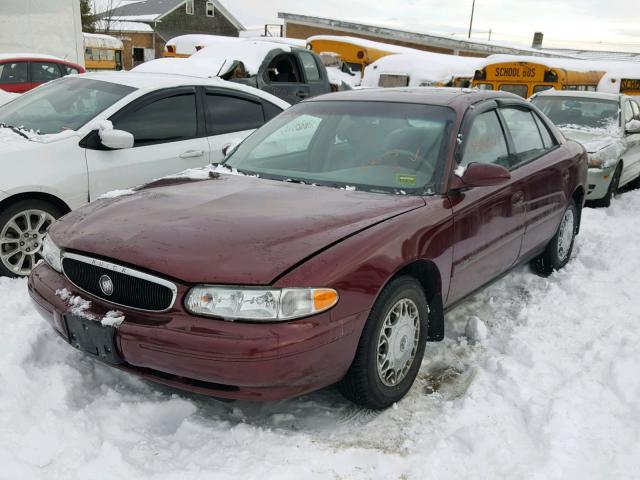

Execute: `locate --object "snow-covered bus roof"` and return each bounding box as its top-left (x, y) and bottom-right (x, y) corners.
top-left (476, 54), bottom-right (637, 73)
top-left (362, 51), bottom-right (482, 87)
top-left (82, 32), bottom-right (123, 50)
top-left (307, 35), bottom-right (420, 55)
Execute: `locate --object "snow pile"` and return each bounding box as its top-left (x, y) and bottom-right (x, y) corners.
top-left (326, 67), bottom-right (360, 88)
top-left (362, 52), bottom-right (481, 87)
top-left (2, 191), bottom-right (640, 477)
top-left (83, 32), bottom-right (123, 50)
top-left (101, 311), bottom-right (125, 328)
top-left (308, 35), bottom-right (421, 55)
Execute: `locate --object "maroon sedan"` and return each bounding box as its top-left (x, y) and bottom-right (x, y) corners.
top-left (29, 88), bottom-right (587, 409)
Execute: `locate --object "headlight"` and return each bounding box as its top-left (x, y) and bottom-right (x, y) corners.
top-left (185, 286), bottom-right (339, 321)
top-left (41, 235), bottom-right (62, 272)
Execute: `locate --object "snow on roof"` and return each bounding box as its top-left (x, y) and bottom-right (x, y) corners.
top-left (244, 37), bottom-right (306, 48)
top-left (0, 53), bottom-right (62, 61)
top-left (191, 40), bottom-right (291, 75)
top-left (475, 54), bottom-right (638, 73)
top-left (362, 51), bottom-right (482, 87)
top-left (133, 57), bottom-right (226, 77)
top-left (307, 35), bottom-right (420, 55)
top-left (94, 19), bottom-right (153, 32)
top-left (166, 34), bottom-right (245, 56)
top-left (82, 32), bottom-right (124, 50)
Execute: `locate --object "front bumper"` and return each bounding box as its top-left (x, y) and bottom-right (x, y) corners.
top-left (28, 263), bottom-right (365, 401)
top-left (586, 165), bottom-right (616, 200)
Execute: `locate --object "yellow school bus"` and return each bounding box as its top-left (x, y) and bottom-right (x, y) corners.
top-left (307, 35), bottom-right (417, 76)
top-left (472, 56), bottom-right (605, 98)
top-left (83, 33), bottom-right (123, 71)
top-left (598, 72), bottom-right (640, 96)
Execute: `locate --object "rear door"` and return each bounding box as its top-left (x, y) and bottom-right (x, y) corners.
top-left (0, 60), bottom-right (29, 93)
top-left (497, 103), bottom-right (566, 258)
top-left (295, 50), bottom-right (331, 97)
top-left (29, 61), bottom-right (63, 89)
top-left (203, 87), bottom-right (281, 163)
top-left (260, 51), bottom-right (310, 104)
top-left (447, 103), bottom-right (525, 304)
top-left (85, 86), bottom-right (210, 199)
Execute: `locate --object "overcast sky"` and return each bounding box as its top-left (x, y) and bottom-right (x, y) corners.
top-left (230, 0), bottom-right (640, 50)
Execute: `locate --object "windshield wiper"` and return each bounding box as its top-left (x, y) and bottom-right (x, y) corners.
top-left (0, 122), bottom-right (30, 139)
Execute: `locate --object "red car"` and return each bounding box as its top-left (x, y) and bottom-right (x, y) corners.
top-left (0, 54), bottom-right (85, 93)
top-left (29, 88), bottom-right (587, 409)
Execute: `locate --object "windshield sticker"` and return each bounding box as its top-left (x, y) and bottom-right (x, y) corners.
top-left (396, 174), bottom-right (417, 186)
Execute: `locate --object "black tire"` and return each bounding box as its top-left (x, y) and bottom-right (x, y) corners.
top-left (532, 199), bottom-right (578, 276)
top-left (0, 199), bottom-right (64, 278)
top-left (338, 276), bottom-right (429, 410)
top-left (591, 162), bottom-right (622, 208)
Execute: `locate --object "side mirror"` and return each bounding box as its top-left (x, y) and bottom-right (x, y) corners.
top-left (450, 162), bottom-right (511, 190)
top-left (100, 129), bottom-right (134, 149)
top-left (625, 119), bottom-right (640, 134)
top-left (222, 139), bottom-right (241, 157)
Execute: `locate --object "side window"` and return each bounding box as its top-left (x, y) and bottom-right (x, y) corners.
top-left (205, 93), bottom-right (264, 136)
top-left (263, 101), bottom-right (284, 121)
top-left (461, 110), bottom-right (509, 167)
top-left (297, 51), bottom-right (321, 82)
top-left (630, 100), bottom-right (640, 120)
top-left (500, 108), bottom-right (546, 167)
top-left (63, 66), bottom-right (79, 75)
top-left (266, 54), bottom-right (302, 84)
top-left (0, 62), bottom-right (28, 84)
top-left (532, 112), bottom-right (556, 149)
top-left (624, 101), bottom-right (635, 123)
top-left (30, 62), bottom-right (63, 83)
top-left (113, 92), bottom-right (197, 146)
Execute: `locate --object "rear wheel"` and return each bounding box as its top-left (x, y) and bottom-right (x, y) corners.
top-left (0, 199), bottom-right (63, 277)
top-left (532, 199), bottom-right (577, 275)
top-left (339, 276), bottom-right (429, 409)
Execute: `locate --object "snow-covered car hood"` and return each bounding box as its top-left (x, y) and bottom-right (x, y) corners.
top-left (559, 128), bottom-right (619, 154)
top-left (0, 127), bottom-right (80, 154)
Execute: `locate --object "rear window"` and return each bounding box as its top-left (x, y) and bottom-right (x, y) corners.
top-left (0, 62), bottom-right (28, 84)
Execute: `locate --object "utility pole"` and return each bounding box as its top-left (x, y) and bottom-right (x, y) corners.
top-left (488, 28), bottom-right (492, 41)
top-left (468, 0), bottom-right (476, 39)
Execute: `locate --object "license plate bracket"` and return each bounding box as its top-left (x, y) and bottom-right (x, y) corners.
top-left (64, 314), bottom-right (124, 364)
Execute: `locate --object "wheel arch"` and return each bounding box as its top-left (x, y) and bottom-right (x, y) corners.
top-left (389, 259), bottom-right (445, 342)
top-left (572, 185), bottom-right (585, 234)
top-left (0, 192), bottom-right (71, 216)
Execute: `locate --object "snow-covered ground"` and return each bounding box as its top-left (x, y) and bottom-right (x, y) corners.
top-left (2, 191), bottom-right (640, 479)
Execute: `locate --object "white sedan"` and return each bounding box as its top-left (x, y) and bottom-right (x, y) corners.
top-left (0, 71), bottom-right (289, 276)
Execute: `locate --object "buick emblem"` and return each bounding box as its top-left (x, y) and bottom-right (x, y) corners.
top-left (99, 275), bottom-right (114, 296)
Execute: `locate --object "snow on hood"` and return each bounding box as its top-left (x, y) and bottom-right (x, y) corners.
top-left (560, 126), bottom-right (625, 167)
top-left (362, 52), bottom-right (480, 87)
top-left (0, 126), bottom-right (80, 146)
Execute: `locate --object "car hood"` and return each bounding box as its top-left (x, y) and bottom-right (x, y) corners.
top-left (0, 128), bottom-right (80, 154)
top-left (51, 174), bottom-right (425, 284)
top-left (560, 128), bottom-right (619, 154)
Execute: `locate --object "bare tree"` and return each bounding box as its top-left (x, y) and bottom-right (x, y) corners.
top-left (93, 0), bottom-right (124, 34)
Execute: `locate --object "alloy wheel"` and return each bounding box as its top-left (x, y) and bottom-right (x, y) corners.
top-left (0, 209), bottom-right (56, 276)
top-left (376, 298), bottom-right (421, 387)
top-left (556, 208), bottom-right (575, 263)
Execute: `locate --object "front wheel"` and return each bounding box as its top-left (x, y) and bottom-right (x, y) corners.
top-left (338, 276), bottom-right (429, 409)
top-left (0, 199), bottom-right (63, 277)
top-left (532, 199), bottom-right (577, 275)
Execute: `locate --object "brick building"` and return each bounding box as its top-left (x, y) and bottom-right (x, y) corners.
top-left (96, 0), bottom-right (244, 70)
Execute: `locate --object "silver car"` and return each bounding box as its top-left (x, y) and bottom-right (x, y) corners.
top-left (531, 90), bottom-right (640, 206)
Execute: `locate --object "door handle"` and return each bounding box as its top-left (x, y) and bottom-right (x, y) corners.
top-left (179, 150), bottom-right (204, 159)
top-left (295, 90), bottom-right (308, 99)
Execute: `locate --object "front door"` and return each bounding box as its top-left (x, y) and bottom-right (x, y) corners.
top-left (260, 52), bottom-right (310, 104)
top-left (447, 107), bottom-right (525, 304)
top-left (85, 87), bottom-right (210, 200)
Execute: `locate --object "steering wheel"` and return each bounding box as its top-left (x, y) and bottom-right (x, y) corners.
top-left (381, 149), bottom-right (422, 166)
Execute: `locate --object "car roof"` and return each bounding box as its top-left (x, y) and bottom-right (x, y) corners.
top-left (0, 53), bottom-right (66, 62)
top-left (305, 87), bottom-right (525, 108)
top-left (76, 71), bottom-right (290, 108)
top-left (532, 89), bottom-right (623, 101)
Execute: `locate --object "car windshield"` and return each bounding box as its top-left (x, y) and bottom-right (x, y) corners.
top-left (223, 100), bottom-right (455, 194)
top-left (531, 96), bottom-right (619, 130)
top-left (0, 77), bottom-right (136, 134)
